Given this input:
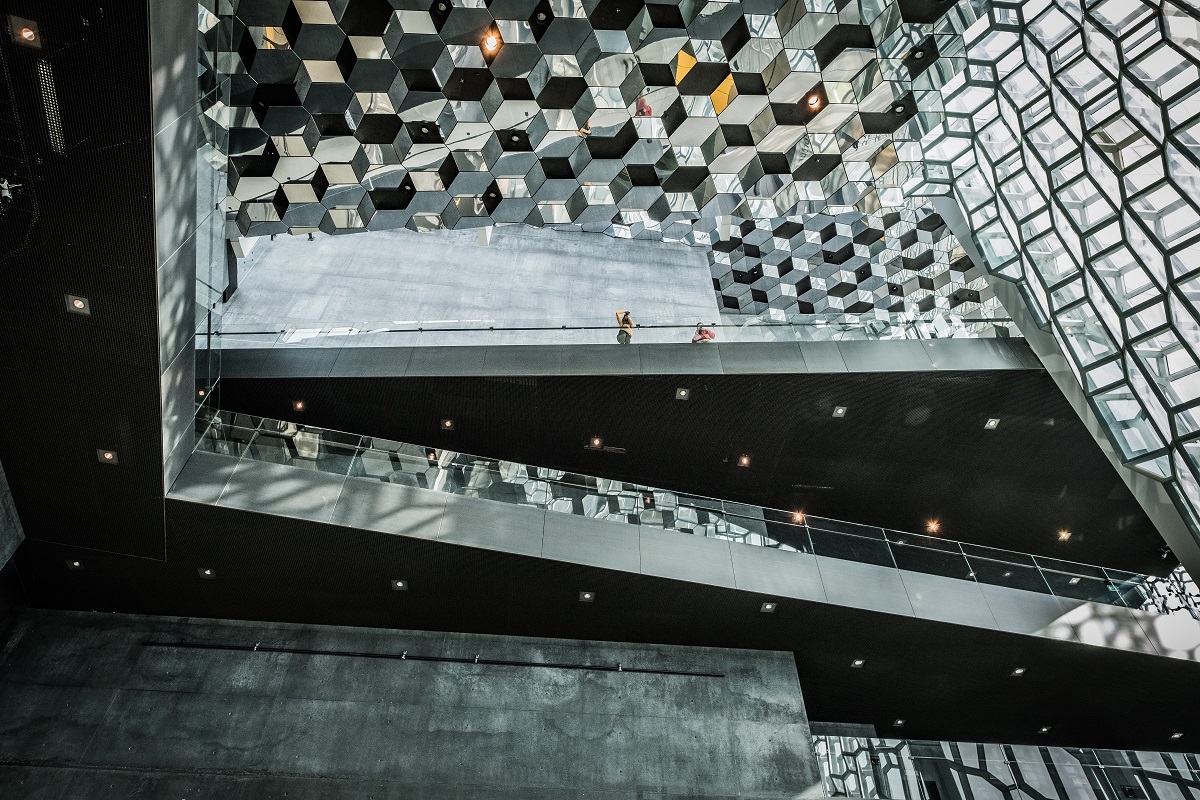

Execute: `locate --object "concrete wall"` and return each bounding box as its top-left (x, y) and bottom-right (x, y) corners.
top-left (0, 609), bottom-right (821, 799)
top-left (0, 461), bottom-right (22, 571)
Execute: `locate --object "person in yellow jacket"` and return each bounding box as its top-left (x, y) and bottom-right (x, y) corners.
top-left (615, 309), bottom-right (634, 344)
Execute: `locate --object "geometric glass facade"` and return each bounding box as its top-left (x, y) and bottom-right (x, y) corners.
top-left (202, 0), bottom-right (1200, 544)
top-left (205, 0), bottom-right (1000, 319)
top-left (924, 0), bottom-right (1200, 544)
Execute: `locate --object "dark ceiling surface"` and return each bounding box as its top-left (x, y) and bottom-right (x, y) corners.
top-left (218, 368), bottom-right (1174, 575)
top-left (0, 0), bottom-right (168, 560)
top-left (9, 498), bottom-right (1200, 754)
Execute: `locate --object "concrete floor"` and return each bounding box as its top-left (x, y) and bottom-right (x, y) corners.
top-left (223, 226), bottom-right (720, 339)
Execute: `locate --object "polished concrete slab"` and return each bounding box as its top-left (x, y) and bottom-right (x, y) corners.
top-left (224, 226), bottom-right (721, 335)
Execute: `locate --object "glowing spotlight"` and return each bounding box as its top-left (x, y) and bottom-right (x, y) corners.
top-left (738, 454), bottom-right (750, 467)
top-left (293, 400), bottom-right (306, 412)
top-left (20, 27), bottom-right (36, 41)
top-left (1057, 529), bottom-right (1072, 541)
top-left (806, 94), bottom-right (821, 109)
top-left (483, 33), bottom-right (499, 51)
top-left (792, 512), bottom-right (805, 524)
top-left (926, 519), bottom-right (940, 534)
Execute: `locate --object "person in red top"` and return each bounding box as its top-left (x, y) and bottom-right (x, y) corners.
top-left (691, 323), bottom-right (716, 343)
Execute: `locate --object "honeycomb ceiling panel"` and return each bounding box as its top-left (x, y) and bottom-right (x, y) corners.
top-left (205, 0), bottom-right (1002, 319)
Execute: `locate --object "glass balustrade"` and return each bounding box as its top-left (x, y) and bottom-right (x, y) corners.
top-left (210, 314), bottom-right (1019, 349)
top-left (193, 410), bottom-right (1200, 620)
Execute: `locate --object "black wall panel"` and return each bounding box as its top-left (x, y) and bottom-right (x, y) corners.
top-left (219, 369), bottom-right (1172, 574)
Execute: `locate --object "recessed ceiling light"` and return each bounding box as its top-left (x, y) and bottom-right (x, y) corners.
top-left (1011, 667), bottom-right (1026, 676)
top-left (911, 49), bottom-right (925, 59)
top-left (20, 26), bottom-right (35, 41)
top-left (293, 400), bottom-right (306, 412)
top-left (792, 512), bottom-right (805, 523)
top-left (392, 579), bottom-right (408, 591)
top-left (1068, 577), bottom-right (1081, 585)
top-left (535, 11), bottom-right (547, 21)
top-left (642, 494), bottom-right (655, 508)
top-left (588, 435), bottom-right (602, 449)
top-left (926, 519), bottom-right (940, 534)
top-left (807, 93), bottom-right (821, 108)
top-left (483, 33), bottom-right (499, 51)
top-left (1171, 732), bottom-right (1183, 739)
top-left (425, 448), bottom-right (438, 464)
top-left (97, 449), bottom-right (118, 464)
top-left (66, 294), bottom-right (90, 315)
top-left (832, 406), bottom-right (847, 417)
top-left (760, 602), bottom-right (777, 613)
top-left (66, 560), bottom-right (83, 570)
top-left (441, 418), bottom-right (454, 430)
top-left (198, 568), bottom-right (216, 579)
top-left (1057, 530), bottom-right (1072, 541)
top-left (197, 389), bottom-right (206, 397)
top-left (675, 387), bottom-right (690, 400)
top-left (1039, 726), bottom-right (1052, 734)
top-left (738, 454), bottom-right (750, 467)
top-left (579, 591), bottom-right (595, 602)
top-left (893, 719), bottom-right (906, 727)
top-left (851, 658), bottom-right (865, 668)
top-left (893, 104), bottom-right (906, 114)
top-left (985, 418), bottom-right (1000, 429)
top-left (1003, 571), bottom-right (1013, 578)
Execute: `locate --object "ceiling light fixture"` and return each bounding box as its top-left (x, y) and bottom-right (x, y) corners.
top-left (97, 449), bottom-right (118, 464)
top-left (511, 134), bottom-right (520, 142)
top-left (738, 454), bottom-right (750, 467)
top-left (1068, 576), bottom-right (1081, 585)
top-left (66, 294), bottom-right (90, 315)
top-left (911, 49), bottom-right (925, 59)
top-left (792, 512), bottom-right (805, 523)
top-left (1057, 529), bottom-right (1072, 541)
top-left (761, 602), bottom-right (777, 613)
top-left (579, 591), bottom-right (595, 602)
top-left (483, 33), bottom-right (500, 52)
top-left (926, 519), bottom-right (940, 534)
top-left (67, 560), bottom-right (83, 569)
top-left (392, 579), bottom-right (408, 590)
top-left (197, 389), bottom-right (206, 397)
top-left (20, 26), bottom-right (35, 41)
top-left (807, 94), bottom-right (821, 108)
top-left (1171, 732), bottom-right (1183, 740)
top-left (1012, 667), bottom-right (1026, 676)
top-left (893, 104), bottom-right (906, 114)
top-left (832, 406), bottom-right (847, 417)
top-left (588, 435), bottom-right (602, 449)
top-left (675, 387), bottom-right (690, 400)
top-left (985, 418), bottom-right (1000, 429)
top-left (894, 719), bottom-right (906, 727)
top-left (198, 568), bottom-right (215, 579)
top-left (441, 418), bottom-right (454, 430)
top-left (536, 11), bottom-right (547, 21)
top-left (851, 658), bottom-right (865, 668)
top-left (425, 448), bottom-right (438, 464)
top-left (1003, 571), bottom-right (1013, 578)
top-left (1039, 726), bottom-right (1052, 734)
top-left (293, 400), bottom-right (306, 412)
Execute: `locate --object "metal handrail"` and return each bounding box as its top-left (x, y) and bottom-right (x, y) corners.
top-left (192, 409), bottom-right (1200, 619)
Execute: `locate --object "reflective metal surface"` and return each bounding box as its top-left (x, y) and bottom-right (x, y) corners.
top-left (814, 735), bottom-right (1200, 800)
top-left (204, 0), bottom-right (997, 319)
